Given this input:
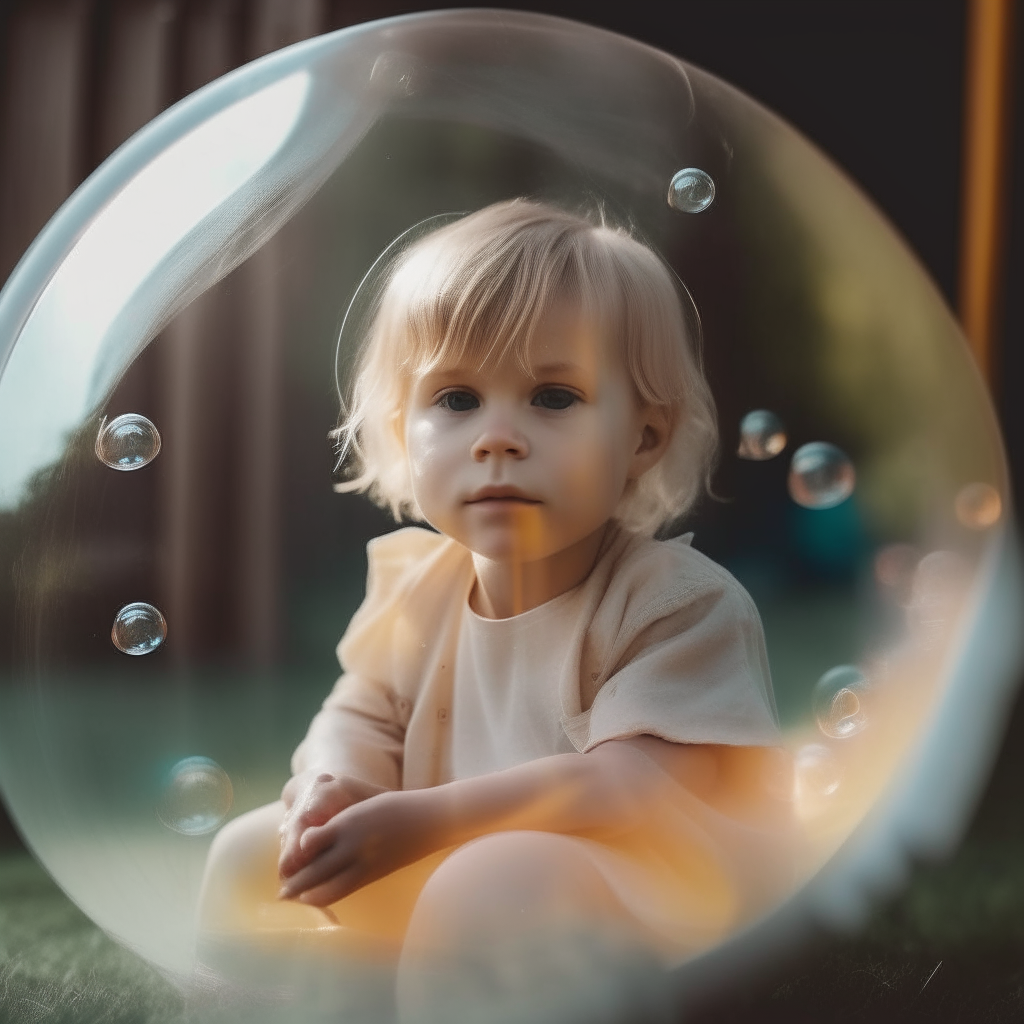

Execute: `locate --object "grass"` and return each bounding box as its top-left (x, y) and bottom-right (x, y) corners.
top-left (690, 697), bottom-right (1024, 1024)
top-left (693, 847), bottom-right (1024, 1023)
top-left (1, 697), bottom-right (1023, 1024)
top-left (2, 829), bottom-right (1023, 1024)
top-left (0, 853), bottom-right (184, 1024)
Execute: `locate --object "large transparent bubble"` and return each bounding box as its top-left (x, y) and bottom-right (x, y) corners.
top-left (0, 8), bottom-right (1018, 1017)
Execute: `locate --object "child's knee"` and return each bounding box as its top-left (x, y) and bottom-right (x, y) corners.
top-left (445, 831), bottom-right (607, 893)
top-left (398, 833), bottom-right (669, 1024)
top-left (208, 801), bottom-right (284, 873)
top-left (410, 832), bottom-right (614, 941)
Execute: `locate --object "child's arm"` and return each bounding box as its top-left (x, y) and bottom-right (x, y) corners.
top-left (279, 673), bottom-right (409, 874)
top-left (291, 674), bottom-right (405, 788)
top-left (278, 736), bottom-right (729, 905)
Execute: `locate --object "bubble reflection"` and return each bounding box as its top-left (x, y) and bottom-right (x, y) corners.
top-left (788, 441), bottom-right (855, 509)
top-left (95, 413), bottom-right (161, 470)
top-left (793, 744), bottom-right (842, 817)
top-left (737, 409), bottom-right (787, 460)
top-left (369, 51), bottom-right (417, 97)
top-left (111, 602), bottom-right (167, 655)
top-left (158, 757), bottom-right (233, 836)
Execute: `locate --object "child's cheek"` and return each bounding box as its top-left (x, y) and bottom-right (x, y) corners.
top-left (561, 420), bottom-right (625, 494)
top-left (405, 415), bottom-right (445, 474)
top-left (405, 417), bottom-right (445, 507)
top-left (557, 448), bottom-right (619, 520)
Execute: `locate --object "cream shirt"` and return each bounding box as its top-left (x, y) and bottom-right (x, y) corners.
top-left (293, 524), bottom-right (780, 789)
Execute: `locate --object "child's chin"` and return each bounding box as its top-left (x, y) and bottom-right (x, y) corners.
top-left (461, 529), bottom-right (551, 564)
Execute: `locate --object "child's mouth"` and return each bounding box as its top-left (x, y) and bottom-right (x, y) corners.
top-left (470, 497), bottom-right (539, 505)
top-left (466, 487), bottom-right (541, 505)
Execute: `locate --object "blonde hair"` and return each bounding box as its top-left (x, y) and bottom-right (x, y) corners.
top-left (334, 199), bottom-right (717, 535)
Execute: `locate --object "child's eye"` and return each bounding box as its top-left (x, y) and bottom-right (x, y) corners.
top-left (438, 390), bottom-right (479, 412)
top-left (532, 388), bottom-right (578, 411)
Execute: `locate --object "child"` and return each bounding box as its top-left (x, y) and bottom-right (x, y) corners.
top-left (200, 200), bottom-right (789, 1019)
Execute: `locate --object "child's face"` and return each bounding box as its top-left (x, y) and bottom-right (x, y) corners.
top-left (404, 306), bottom-right (666, 564)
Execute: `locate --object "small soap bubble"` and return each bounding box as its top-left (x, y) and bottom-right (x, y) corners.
top-left (813, 665), bottom-right (868, 739)
top-left (788, 441), bottom-right (855, 509)
top-left (111, 602), bottom-right (167, 655)
top-left (793, 744), bottom-right (842, 813)
top-left (737, 409), bottom-right (787, 460)
top-left (95, 413), bottom-right (161, 470)
top-left (912, 550), bottom-right (971, 597)
top-left (158, 757), bottom-right (233, 836)
top-left (874, 543), bottom-right (920, 604)
top-left (954, 482), bottom-right (1002, 530)
top-left (907, 550), bottom-right (971, 648)
top-left (667, 168), bottom-right (715, 213)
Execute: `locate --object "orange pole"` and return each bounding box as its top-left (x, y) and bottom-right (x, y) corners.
top-left (958, 0), bottom-right (1015, 385)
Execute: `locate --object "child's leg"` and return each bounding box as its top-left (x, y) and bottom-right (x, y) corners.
top-left (396, 831), bottom-right (672, 1024)
top-left (195, 802), bottom-right (397, 1020)
top-left (198, 801), bottom-right (332, 933)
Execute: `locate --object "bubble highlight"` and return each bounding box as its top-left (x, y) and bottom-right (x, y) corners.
top-left (111, 602), bottom-right (167, 655)
top-left (158, 757), bottom-right (233, 836)
top-left (667, 168), bottom-right (715, 213)
top-left (95, 413), bottom-right (161, 471)
top-left (738, 409), bottom-right (787, 460)
top-left (788, 441), bottom-right (855, 509)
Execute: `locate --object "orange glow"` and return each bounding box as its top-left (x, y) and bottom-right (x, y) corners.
top-left (959, 0), bottom-right (1014, 383)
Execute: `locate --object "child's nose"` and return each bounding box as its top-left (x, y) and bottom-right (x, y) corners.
top-left (471, 415), bottom-right (529, 461)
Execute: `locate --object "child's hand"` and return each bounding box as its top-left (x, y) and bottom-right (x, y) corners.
top-left (278, 770), bottom-right (386, 880)
top-left (278, 789), bottom-right (440, 906)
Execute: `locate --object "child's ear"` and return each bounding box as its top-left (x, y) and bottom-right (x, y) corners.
top-left (629, 406), bottom-right (673, 478)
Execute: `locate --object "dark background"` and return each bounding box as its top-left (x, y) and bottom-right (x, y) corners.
top-left (0, 1), bottom-right (1021, 1021)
